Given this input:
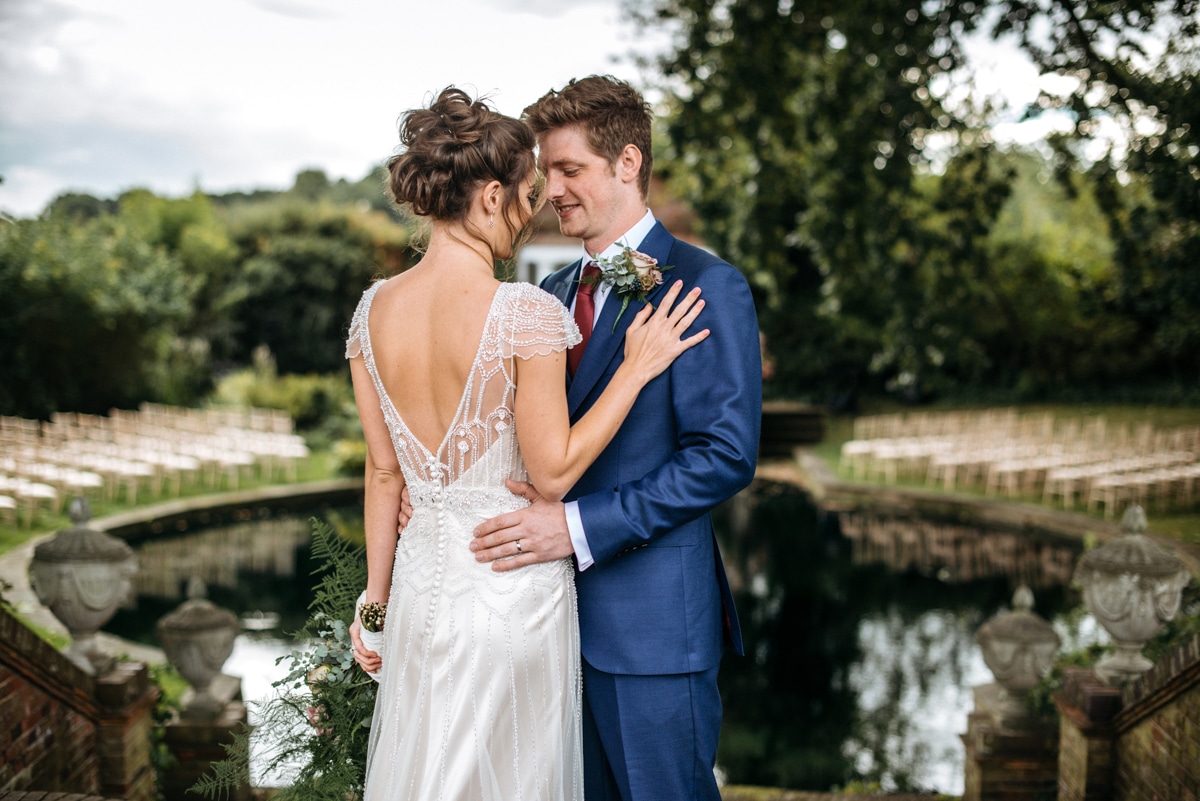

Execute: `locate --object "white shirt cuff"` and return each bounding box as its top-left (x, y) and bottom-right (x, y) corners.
top-left (564, 501), bottom-right (594, 571)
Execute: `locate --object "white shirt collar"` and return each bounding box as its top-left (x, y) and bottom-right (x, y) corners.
top-left (579, 209), bottom-right (657, 267)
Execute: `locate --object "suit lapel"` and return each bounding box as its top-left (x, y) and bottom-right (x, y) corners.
top-left (548, 259), bottom-right (581, 309)
top-left (567, 223), bottom-right (676, 416)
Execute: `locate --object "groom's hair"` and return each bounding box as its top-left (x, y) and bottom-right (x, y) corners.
top-left (523, 75), bottom-right (653, 199)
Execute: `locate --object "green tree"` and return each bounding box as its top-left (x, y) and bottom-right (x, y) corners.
top-left (634, 0), bottom-right (998, 405)
top-left (2, 172), bottom-right (415, 418)
top-left (0, 211), bottom-right (197, 417)
top-left (220, 200), bottom-right (410, 374)
top-left (113, 189), bottom-right (242, 400)
top-left (632, 0), bottom-right (1199, 404)
top-left (974, 151), bottom-right (1133, 395)
top-left (989, 0), bottom-right (1199, 391)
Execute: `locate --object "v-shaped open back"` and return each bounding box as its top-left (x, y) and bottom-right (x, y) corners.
top-left (346, 279), bottom-right (582, 492)
top-left (364, 284), bottom-right (503, 467)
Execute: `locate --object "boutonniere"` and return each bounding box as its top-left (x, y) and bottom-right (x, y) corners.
top-left (582, 245), bottom-right (674, 331)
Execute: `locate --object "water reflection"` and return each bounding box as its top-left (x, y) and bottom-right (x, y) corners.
top-left (837, 512), bottom-right (1079, 588)
top-left (713, 481), bottom-right (1088, 794)
top-left (134, 517), bottom-right (310, 599)
top-left (106, 513), bottom-right (321, 643)
top-left (104, 508), bottom-right (353, 790)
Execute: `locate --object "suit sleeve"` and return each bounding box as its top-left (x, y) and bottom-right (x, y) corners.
top-left (574, 260), bottom-right (762, 565)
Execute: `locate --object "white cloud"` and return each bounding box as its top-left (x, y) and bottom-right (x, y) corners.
top-left (0, 0), bottom-right (649, 216)
top-left (0, 166), bottom-right (70, 219)
top-left (0, 0), bottom-right (1123, 218)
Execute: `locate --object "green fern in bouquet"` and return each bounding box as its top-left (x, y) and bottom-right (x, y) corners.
top-left (192, 519), bottom-right (378, 800)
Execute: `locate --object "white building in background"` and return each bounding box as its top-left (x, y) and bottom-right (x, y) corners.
top-left (515, 243), bottom-right (582, 286)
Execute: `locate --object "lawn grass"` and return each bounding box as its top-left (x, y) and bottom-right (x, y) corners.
top-left (811, 402), bottom-right (1200, 549)
top-left (0, 447), bottom-right (341, 557)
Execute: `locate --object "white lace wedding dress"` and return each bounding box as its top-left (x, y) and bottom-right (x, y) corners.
top-left (346, 279), bottom-right (584, 801)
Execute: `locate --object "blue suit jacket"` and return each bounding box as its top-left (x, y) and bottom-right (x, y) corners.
top-left (540, 221), bottom-right (759, 675)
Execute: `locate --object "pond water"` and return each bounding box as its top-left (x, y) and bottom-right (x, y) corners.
top-left (102, 509), bottom-right (345, 787)
top-left (713, 482), bottom-right (1103, 793)
top-left (103, 481), bottom-right (1105, 795)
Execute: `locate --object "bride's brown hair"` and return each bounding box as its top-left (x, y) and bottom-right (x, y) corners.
top-left (388, 87), bottom-right (537, 252)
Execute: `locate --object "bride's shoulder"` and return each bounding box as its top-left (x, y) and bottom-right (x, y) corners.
top-left (354, 277), bottom-right (390, 307)
top-left (345, 278), bottom-right (388, 359)
top-left (493, 282), bottom-right (580, 357)
top-left (496, 281), bottom-right (566, 317)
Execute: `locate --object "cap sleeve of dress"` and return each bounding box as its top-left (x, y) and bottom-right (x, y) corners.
top-left (345, 280), bottom-right (385, 359)
top-left (499, 283), bottom-right (581, 361)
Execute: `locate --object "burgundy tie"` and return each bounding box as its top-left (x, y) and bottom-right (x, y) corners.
top-left (569, 263), bottom-right (602, 376)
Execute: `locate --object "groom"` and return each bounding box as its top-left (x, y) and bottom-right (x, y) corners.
top-left (472, 75), bottom-right (762, 801)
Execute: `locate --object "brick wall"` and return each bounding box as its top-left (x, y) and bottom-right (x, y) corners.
top-left (0, 608), bottom-right (102, 793)
top-left (1112, 633), bottom-right (1200, 800)
top-left (1052, 633), bottom-right (1200, 801)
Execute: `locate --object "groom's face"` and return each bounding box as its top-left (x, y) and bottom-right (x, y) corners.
top-left (537, 125), bottom-right (633, 252)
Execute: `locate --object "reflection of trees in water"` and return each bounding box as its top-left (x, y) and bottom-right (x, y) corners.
top-left (715, 482), bottom-right (1080, 793)
top-left (843, 603), bottom-right (985, 791)
top-left (107, 514), bottom-right (332, 645)
top-left (838, 513), bottom-right (1080, 589)
top-left (717, 482), bottom-right (859, 790)
top-left (133, 517), bottom-right (312, 598)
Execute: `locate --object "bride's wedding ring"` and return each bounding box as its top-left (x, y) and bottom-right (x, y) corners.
top-left (515, 539), bottom-right (523, 553)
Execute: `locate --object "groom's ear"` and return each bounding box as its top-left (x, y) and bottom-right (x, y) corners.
top-left (616, 144), bottom-right (642, 186)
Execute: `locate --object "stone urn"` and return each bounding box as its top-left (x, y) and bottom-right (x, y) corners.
top-left (28, 496), bottom-right (138, 675)
top-left (975, 584), bottom-right (1061, 726)
top-left (157, 576), bottom-right (241, 718)
top-left (1074, 505), bottom-right (1191, 685)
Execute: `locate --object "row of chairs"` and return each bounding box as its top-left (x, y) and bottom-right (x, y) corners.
top-left (840, 410), bottom-right (1200, 518)
top-left (1, 404), bottom-right (308, 528)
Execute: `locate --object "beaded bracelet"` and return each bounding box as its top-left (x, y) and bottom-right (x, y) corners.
top-left (359, 601), bottom-right (387, 633)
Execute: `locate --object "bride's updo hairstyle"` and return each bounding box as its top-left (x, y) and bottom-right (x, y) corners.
top-left (388, 87), bottom-right (537, 248)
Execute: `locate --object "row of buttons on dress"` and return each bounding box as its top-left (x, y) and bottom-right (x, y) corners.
top-left (426, 487), bottom-right (447, 637)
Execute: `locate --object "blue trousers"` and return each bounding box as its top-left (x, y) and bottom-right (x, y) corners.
top-left (581, 657), bottom-right (723, 801)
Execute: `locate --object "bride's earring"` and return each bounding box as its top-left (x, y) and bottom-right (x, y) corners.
top-left (489, 210), bottom-right (495, 229)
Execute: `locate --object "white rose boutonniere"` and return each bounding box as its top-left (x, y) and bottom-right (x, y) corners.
top-left (582, 245), bottom-right (674, 331)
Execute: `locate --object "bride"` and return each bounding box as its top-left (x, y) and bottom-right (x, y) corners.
top-left (344, 87), bottom-right (706, 800)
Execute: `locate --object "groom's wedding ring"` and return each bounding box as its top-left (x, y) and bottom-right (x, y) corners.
top-left (515, 539), bottom-right (523, 553)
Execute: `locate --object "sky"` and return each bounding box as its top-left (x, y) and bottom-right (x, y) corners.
top-left (0, 0), bottom-right (1062, 219)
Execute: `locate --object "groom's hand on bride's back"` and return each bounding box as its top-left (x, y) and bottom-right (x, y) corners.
top-left (471, 479), bottom-right (574, 571)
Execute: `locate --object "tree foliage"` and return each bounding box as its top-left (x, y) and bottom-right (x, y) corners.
top-left (220, 200), bottom-right (408, 374)
top-left (0, 206), bottom-right (198, 417)
top-left (0, 174), bottom-right (412, 418)
top-left (631, 0), bottom-right (1200, 405)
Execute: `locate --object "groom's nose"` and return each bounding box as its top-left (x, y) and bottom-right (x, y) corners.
top-left (543, 170), bottom-right (565, 202)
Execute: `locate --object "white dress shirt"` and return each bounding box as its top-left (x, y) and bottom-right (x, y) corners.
top-left (565, 209), bottom-right (657, 570)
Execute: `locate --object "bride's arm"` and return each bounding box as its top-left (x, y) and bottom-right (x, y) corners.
top-left (349, 355), bottom-right (404, 606)
top-left (513, 282), bottom-right (707, 502)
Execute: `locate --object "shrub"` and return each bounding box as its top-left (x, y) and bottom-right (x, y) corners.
top-left (213, 346), bottom-right (359, 438)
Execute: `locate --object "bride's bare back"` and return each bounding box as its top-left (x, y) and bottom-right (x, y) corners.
top-left (348, 255), bottom-right (594, 493)
top-left (367, 266), bottom-right (500, 459)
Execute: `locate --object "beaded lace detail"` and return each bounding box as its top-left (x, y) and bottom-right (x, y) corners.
top-left (346, 280), bottom-right (580, 497)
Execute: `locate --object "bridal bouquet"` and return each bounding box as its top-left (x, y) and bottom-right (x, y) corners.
top-left (583, 245), bottom-right (672, 330)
